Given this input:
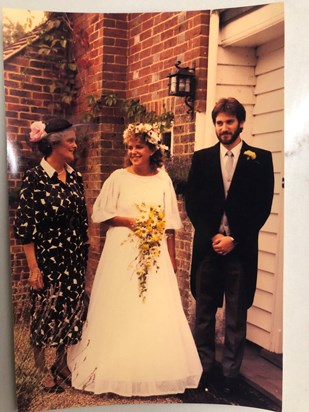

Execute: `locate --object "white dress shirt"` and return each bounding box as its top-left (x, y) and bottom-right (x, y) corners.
top-left (219, 140), bottom-right (243, 235)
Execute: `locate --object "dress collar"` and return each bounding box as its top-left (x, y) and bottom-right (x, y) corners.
top-left (40, 157), bottom-right (74, 178)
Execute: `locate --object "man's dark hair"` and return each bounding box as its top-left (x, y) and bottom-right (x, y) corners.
top-left (211, 97), bottom-right (246, 124)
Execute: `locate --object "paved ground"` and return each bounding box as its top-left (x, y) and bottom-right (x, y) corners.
top-left (181, 376), bottom-right (281, 410)
top-left (27, 375), bottom-right (281, 412)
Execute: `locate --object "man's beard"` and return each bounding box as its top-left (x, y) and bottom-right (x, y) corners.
top-left (217, 126), bottom-right (242, 146)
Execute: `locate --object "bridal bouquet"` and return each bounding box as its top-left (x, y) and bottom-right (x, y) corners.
top-left (126, 203), bottom-right (166, 301)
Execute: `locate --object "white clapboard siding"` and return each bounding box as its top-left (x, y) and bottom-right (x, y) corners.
top-left (259, 232), bottom-right (278, 254)
top-left (217, 65), bottom-right (256, 86)
top-left (273, 172), bottom-right (283, 194)
top-left (271, 193), bottom-right (280, 214)
top-left (253, 289), bottom-right (274, 313)
top-left (253, 88), bottom-right (284, 113)
top-left (247, 322), bottom-right (272, 347)
top-left (255, 47), bottom-right (284, 75)
top-left (216, 45), bottom-right (256, 143)
top-left (258, 251), bottom-right (277, 274)
top-left (248, 36), bottom-right (284, 353)
top-left (262, 213), bottom-right (279, 235)
top-left (256, 270), bottom-right (276, 294)
top-left (252, 111), bottom-right (284, 134)
top-left (216, 85), bottom-right (255, 104)
top-left (254, 68), bottom-right (284, 95)
top-left (253, 131), bottom-right (283, 152)
top-left (271, 152), bottom-right (284, 173)
top-left (247, 306), bottom-right (272, 332)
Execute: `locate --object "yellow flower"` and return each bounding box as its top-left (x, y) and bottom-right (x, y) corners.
top-left (157, 221), bottom-right (165, 231)
top-left (123, 203), bottom-right (166, 301)
top-left (244, 150), bottom-right (256, 160)
top-left (134, 229), bottom-right (143, 238)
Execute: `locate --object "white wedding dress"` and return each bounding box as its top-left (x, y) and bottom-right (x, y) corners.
top-left (67, 168), bottom-right (202, 396)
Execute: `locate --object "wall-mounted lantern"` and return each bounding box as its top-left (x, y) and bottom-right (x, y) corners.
top-left (167, 61), bottom-right (196, 119)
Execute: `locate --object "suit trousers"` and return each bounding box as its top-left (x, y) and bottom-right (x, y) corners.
top-left (194, 249), bottom-right (248, 378)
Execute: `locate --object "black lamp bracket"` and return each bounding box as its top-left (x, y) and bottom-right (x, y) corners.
top-left (174, 61), bottom-right (196, 119)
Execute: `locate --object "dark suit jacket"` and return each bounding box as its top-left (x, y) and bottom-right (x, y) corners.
top-left (185, 141), bottom-right (274, 308)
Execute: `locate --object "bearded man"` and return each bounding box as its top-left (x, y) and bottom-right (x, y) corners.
top-left (185, 97), bottom-right (274, 394)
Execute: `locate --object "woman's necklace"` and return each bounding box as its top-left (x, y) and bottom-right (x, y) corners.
top-left (58, 169), bottom-right (66, 175)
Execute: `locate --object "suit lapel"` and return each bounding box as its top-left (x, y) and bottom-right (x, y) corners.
top-left (211, 143), bottom-right (225, 199)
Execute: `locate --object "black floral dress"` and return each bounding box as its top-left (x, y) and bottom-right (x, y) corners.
top-left (14, 161), bottom-right (88, 348)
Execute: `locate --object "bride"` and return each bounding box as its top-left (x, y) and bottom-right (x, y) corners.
top-left (67, 122), bottom-right (202, 397)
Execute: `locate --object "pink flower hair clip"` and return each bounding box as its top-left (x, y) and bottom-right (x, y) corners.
top-left (29, 121), bottom-right (48, 142)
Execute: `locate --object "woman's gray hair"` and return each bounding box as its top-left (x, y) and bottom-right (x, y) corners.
top-left (48, 128), bottom-right (73, 144)
top-left (37, 127), bottom-right (73, 156)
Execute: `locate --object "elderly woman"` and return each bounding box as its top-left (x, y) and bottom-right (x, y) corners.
top-left (14, 118), bottom-right (89, 392)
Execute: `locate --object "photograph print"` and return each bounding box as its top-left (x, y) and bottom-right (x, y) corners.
top-left (3, 3), bottom-right (283, 412)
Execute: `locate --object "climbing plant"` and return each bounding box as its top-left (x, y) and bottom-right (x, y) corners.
top-left (84, 95), bottom-right (174, 131)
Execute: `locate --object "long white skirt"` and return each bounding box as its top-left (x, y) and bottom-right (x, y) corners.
top-left (67, 227), bottom-right (202, 396)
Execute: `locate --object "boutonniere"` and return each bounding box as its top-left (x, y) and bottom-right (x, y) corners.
top-left (244, 150), bottom-right (257, 160)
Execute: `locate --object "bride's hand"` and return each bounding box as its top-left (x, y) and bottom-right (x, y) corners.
top-left (127, 218), bottom-right (137, 230)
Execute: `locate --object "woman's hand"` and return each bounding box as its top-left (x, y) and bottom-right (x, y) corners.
top-left (29, 267), bottom-right (44, 290)
top-left (166, 230), bottom-right (177, 272)
top-left (127, 217), bottom-right (137, 231)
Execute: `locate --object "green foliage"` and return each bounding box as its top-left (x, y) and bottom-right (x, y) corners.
top-left (165, 156), bottom-right (192, 196)
top-left (3, 18), bottom-right (27, 48)
top-left (84, 95), bottom-right (174, 131)
top-left (122, 99), bottom-right (174, 130)
top-left (3, 11), bottom-right (45, 47)
top-left (35, 18), bottom-right (79, 111)
top-left (5, 14), bottom-right (81, 113)
top-left (83, 92), bottom-right (118, 122)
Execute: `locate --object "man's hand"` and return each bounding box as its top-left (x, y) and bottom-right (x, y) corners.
top-left (212, 233), bottom-right (235, 256)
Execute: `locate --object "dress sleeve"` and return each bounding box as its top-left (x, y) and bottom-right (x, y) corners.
top-left (164, 172), bottom-right (183, 230)
top-left (91, 170), bottom-right (121, 223)
top-left (14, 170), bottom-right (37, 244)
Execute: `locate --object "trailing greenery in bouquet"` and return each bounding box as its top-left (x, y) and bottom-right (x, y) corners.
top-left (123, 203), bottom-right (166, 301)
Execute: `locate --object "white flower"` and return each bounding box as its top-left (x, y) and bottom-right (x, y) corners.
top-left (29, 121), bottom-right (47, 142)
top-left (123, 122), bottom-right (168, 152)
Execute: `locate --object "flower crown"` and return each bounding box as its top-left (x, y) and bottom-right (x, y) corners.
top-left (123, 123), bottom-right (169, 152)
top-left (29, 121), bottom-right (47, 142)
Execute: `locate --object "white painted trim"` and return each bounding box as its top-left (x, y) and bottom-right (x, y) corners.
top-left (220, 3), bottom-right (284, 47)
top-left (196, 9), bottom-right (219, 150)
